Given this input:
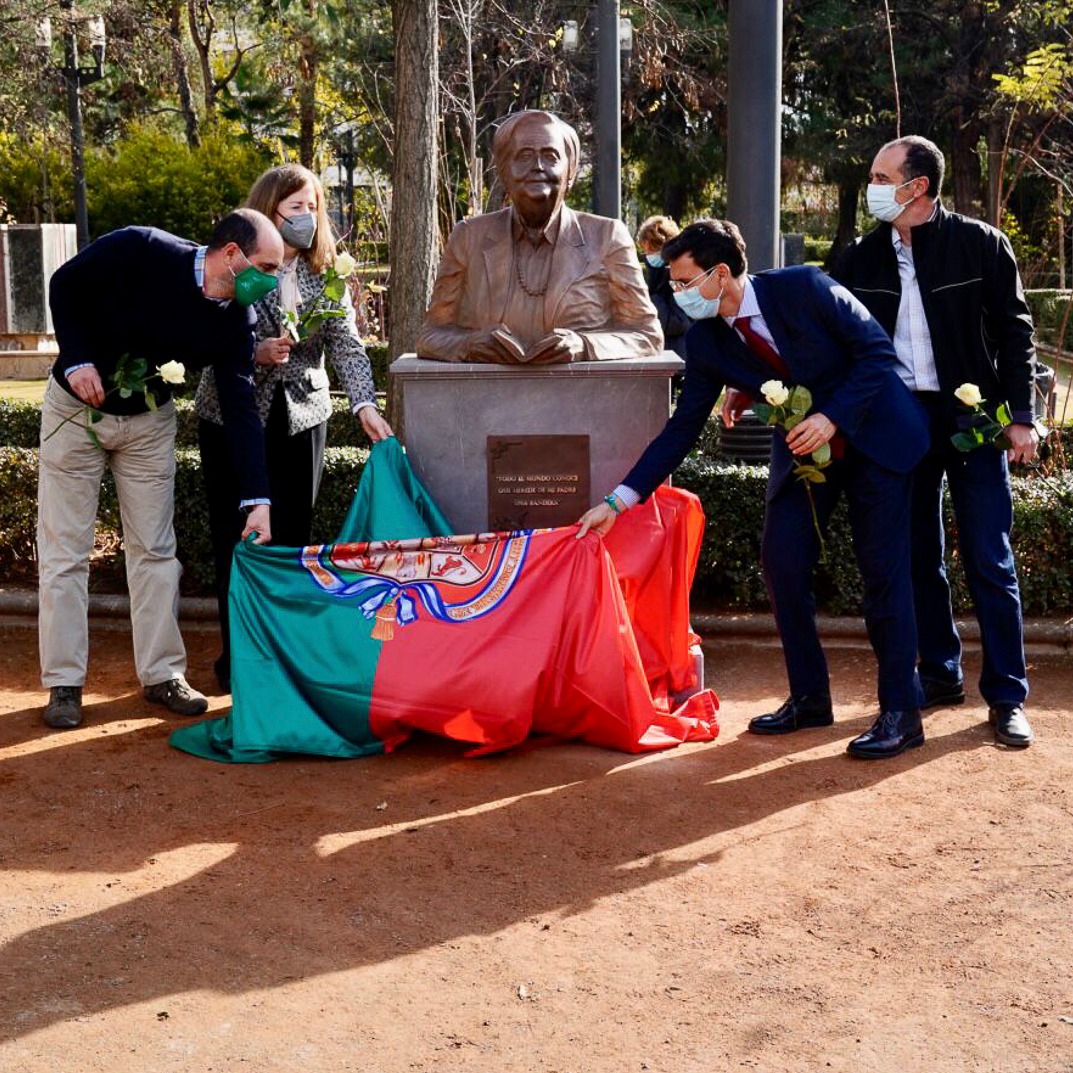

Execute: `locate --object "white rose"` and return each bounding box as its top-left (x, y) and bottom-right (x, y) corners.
top-left (954, 383), bottom-right (983, 407)
top-left (333, 251), bottom-right (357, 278)
top-left (761, 379), bottom-right (789, 407)
top-left (157, 361), bottom-right (186, 385)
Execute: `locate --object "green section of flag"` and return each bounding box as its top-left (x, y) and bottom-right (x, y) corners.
top-left (169, 438), bottom-right (452, 763)
top-left (336, 437), bottom-right (452, 543)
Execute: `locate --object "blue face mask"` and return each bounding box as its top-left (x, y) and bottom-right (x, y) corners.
top-left (673, 280), bottom-right (724, 320)
top-left (645, 252), bottom-right (665, 268)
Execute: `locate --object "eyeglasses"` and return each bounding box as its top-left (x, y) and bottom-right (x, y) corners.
top-left (669, 265), bottom-right (718, 293)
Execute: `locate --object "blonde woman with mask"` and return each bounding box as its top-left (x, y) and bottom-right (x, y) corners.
top-left (196, 163), bottom-right (393, 691)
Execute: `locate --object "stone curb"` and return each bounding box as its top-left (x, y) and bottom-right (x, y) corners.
top-left (3, 586), bottom-right (1071, 650)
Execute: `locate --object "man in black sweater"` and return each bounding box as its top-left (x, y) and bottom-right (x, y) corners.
top-left (39, 210), bottom-right (283, 729)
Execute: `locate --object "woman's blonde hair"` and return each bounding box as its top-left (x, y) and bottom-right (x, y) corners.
top-left (245, 163), bottom-right (336, 274)
top-left (636, 214), bottom-right (681, 253)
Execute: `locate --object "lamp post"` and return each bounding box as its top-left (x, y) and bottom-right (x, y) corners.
top-left (726, 0), bottom-right (781, 270)
top-left (565, 5), bottom-right (633, 220)
top-left (38, 2), bottom-right (106, 250)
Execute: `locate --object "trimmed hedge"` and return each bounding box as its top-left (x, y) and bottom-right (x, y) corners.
top-left (4, 437), bottom-right (1073, 614)
top-left (1025, 289), bottom-right (1072, 349)
top-left (3, 395), bottom-right (381, 450)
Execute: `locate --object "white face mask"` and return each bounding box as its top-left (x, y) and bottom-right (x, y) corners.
top-left (866, 178), bottom-right (919, 223)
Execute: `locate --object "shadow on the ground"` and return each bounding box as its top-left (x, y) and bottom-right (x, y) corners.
top-left (0, 630), bottom-right (994, 1039)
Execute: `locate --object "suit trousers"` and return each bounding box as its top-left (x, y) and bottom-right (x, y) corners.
top-left (760, 442), bottom-right (920, 711)
top-left (37, 377), bottom-right (185, 688)
top-left (910, 394), bottom-right (1028, 706)
top-left (199, 382), bottom-right (327, 668)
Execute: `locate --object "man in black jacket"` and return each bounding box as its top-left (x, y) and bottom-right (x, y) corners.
top-left (38, 210), bottom-right (283, 730)
top-left (832, 135), bottom-right (1038, 748)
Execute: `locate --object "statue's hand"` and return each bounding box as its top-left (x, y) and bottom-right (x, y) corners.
top-left (466, 327), bottom-right (525, 363)
top-left (526, 329), bottom-right (585, 364)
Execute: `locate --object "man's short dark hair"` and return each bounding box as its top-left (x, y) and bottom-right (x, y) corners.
top-left (661, 219), bottom-right (748, 277)
top-left (884, 135), bottom-right (945, 198)
top-left (207, 208), bottom-right (261, 254)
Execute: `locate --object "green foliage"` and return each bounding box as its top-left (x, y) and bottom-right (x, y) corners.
top-left (0, 134), bottom-right (73, 223)
top-left (0, 399), bottom-right (44, 448)
top-left (0, 447), bottom-right (38, 576)
top-left (804, 236), bottom-right (834, 264)
top-left (1025, 289), bottom-right (1073, 349)
top-left (85, 125), bottom-right (271, 241)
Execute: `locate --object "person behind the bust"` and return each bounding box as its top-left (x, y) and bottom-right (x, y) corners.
top-left (415, 109), bottom-right (663, 364)
top-left (636, 214), bottom-right (692, 360)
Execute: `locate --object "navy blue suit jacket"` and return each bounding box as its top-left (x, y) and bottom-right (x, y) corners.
top-left (622, 266), bottom-right (929, 500)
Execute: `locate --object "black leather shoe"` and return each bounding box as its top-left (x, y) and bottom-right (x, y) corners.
top-left (43, 686), bottom-right (83, 729)
top-left (846, 709), bottom-right (924, 759)
top-left (920, 677), bottom-right (965, 710)
top-left (989, 705), bottom-right (1033, 747)
top-left (749, 694), bottom-right (833, 735)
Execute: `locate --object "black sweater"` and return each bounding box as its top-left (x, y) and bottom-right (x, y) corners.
top-left (49, 227), bottom-right (268, 500)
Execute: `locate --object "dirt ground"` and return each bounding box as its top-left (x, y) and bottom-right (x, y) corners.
top-left (1, 622), bottom-right (1071, 1073)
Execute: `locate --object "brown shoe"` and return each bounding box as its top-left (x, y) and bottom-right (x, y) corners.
top-left (43, 686), bottom-right (83, 729)
top-left (143, 676), bottom-right (208, 716)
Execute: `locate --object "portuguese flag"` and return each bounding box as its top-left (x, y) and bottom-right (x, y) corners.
top-left (170, 439), bottom-right (718, 762)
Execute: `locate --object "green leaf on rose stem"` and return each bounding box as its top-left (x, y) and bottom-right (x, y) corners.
top-left (145, 391), bottom-right (157, 412)
top-left (812, 442), bottom-right (831, 465)
top-left (784, 413), bottom-right (804, 431)
top-left (323, 278), bottom-right (346, 302)
top-left (751, 402), bottom-right (771, 423)
top-left (950, 431), bottom-right (979, 452)
top-left (90, 409), bottom-right (103, 424)
top-left (87, 427), bottom-right (102, 449)
top-left (996, 402), bottom-right (1012, 426)
top-left (789, 386), bottom-right (812, 414)
top-left (119, 388), bottom-right (133, 399)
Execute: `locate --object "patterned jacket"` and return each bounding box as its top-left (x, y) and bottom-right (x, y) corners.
top-left (195, 257), bottom-right (376, 436)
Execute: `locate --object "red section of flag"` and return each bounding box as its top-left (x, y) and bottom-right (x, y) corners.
top-left (366, 525), bottom-right (718, 755)
top-left (602, 485), bottom-right (706, 703)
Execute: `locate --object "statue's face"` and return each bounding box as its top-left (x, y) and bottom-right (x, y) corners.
top-left (504, 118), bottom-right (570, 226)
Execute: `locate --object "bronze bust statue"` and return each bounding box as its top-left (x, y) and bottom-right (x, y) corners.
top-left (416, 110), bottom-right (664, 365)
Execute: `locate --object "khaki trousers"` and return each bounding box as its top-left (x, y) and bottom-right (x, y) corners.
top-left (37, 378), bottom-right (185, 688)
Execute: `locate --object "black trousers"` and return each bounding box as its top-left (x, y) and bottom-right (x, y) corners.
top-left (198, 383), bottom-right (327, 669)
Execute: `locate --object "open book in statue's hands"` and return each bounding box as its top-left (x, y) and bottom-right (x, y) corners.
top-left (490, 328), bottom-right (528, 363)
top-left (524, 329), bottom-right (586, 364)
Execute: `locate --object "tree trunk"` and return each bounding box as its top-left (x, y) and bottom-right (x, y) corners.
top-left (827, 177), bottom-right (860, 268)
top-left (950, 115), bottom-right (984, 219)
top-left (187, 0), bottom-right (218, 118)
top-left (166, 0), bottom-right (201, 148)
top-left (389, 0), bottom-right (439, 360)
top-left (298, 34), bottom-right (318, 169)
top-left (948, 1), bottom-right (986, 218)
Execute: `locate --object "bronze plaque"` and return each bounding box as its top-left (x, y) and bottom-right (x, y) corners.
top-left (487, 435), bottom-right (590, 530)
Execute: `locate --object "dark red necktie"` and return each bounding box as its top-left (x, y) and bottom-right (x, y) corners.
top-left (734, 315), bottom-right (792, 379)
top-left (734, 315), bottom-right (844, 459)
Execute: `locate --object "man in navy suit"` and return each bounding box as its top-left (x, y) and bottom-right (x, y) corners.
top-left (578, 218), bottom-right (930, 759)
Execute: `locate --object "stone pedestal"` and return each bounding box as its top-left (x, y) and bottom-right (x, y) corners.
top-left (390, 352), bottom-right (684, 534)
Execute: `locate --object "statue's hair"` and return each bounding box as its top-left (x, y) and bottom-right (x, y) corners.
top-left (491, 110), bottom-right (580, 188)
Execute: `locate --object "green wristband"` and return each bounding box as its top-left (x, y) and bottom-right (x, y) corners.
top-left (603, 493), bottom-right (624, 515)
